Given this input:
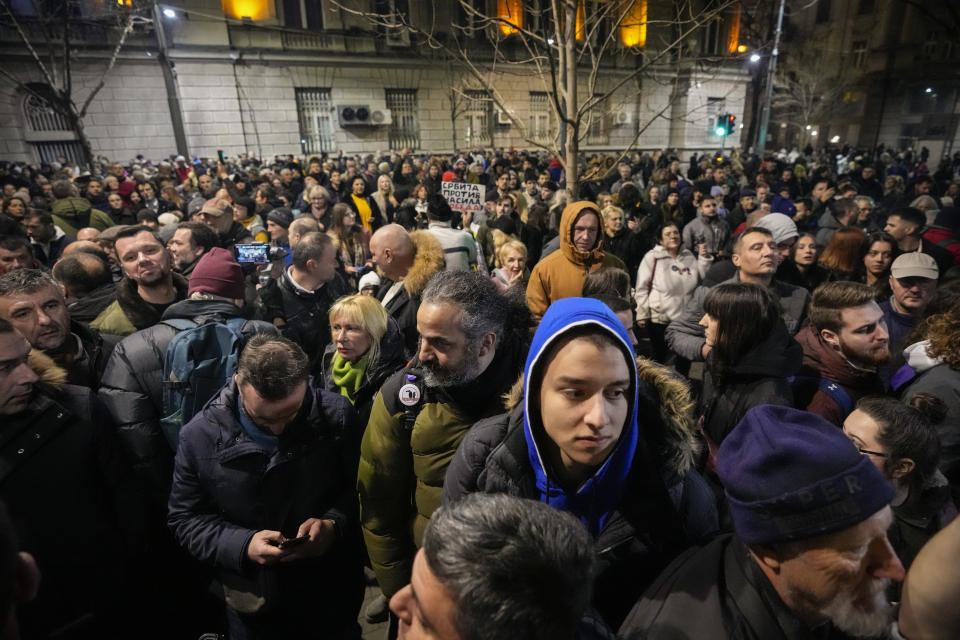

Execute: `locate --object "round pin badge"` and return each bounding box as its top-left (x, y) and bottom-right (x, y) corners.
top-left (398, 383), bottom-right (421, 407)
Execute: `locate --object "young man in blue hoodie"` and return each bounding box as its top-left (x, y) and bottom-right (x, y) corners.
top-left (443, 297), bottom-right (717, 631)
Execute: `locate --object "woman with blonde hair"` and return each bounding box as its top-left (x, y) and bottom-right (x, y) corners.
top-left (491, 239), bottom-right (528, 291)
top-left (306, 184), bottom-right (332, 229)
top-left (320, 294), bottom-right (406, 425)
top-left (371, 174), bottom-right (398, 225)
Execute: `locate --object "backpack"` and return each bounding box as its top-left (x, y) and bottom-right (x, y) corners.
top-left (160, 318), bottom-right (248, 449)
top-left (790, 375), bottom-right (854, 417)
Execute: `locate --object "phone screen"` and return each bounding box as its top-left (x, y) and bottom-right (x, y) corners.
top-left (217, 149), bottom-right (225, 163)
top-left (235, 244), bottom-right (269, 263)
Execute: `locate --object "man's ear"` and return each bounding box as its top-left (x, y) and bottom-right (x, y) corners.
top-left (477, 332), bottom-right (498, 359)
top-left (820, 328), bottom-right (841, 351)
top-left (891, 457), bottom-right (916, 481)
top-left (731, 252), bottom-right (741, 269)
top-left (750, 545), bottom-right (783, 573)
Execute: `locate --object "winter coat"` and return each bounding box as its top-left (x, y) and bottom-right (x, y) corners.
top-left (634, 245), bottom-right (711, 324)
top-left (58, 318), bottom-right (115, 390)
top-left (167, 381), bottom-right (363, 633)
top-left (682, 212), bottom-right (731, 256)
top-left (901, 360), bottom-right (960, 496)
top-left (665, 275), bottom-right (809, 362)
top-left (700, 321), bottom-right (802, 445)
top-left (427, 221), bottom-right (479, 271)
top-left (603, 226), bottom-right (647, 285)
top-left (793, 324), bottom-right (884, 427)
top-left (67, 281), bottom-right (117, 325)
top-left (814, 210), bottom-right (843, 248)
top-left (358, 304), bottom-right (531, 599)
top-left (90, 273), bottom-right (190, 337)
top-left (30, 229), bottom-right (72, 268)
top-left (4, 351), bottom-right (151, 638)
top-left (50, 196), bottom-right (114, 239)
top-left (619, 534), bottom-right (857, 640)
top-left (217, 221), bottom-right (254, 253)
top-left (345, 193), bottom-right (386, 231)
top-left (254, 267), bottom-right (350, 377)
top-left (317, 316), bottom-right (406, 428)
top-left (374, 230), bottom-right (445, 359)
top-left (99, 299), bottom-right (277, 512)
top-left (888, 472), bottom-right (957, 575)
top-left (526, 202), bottom-right (627, 322)
top-left (443, 299), bottom-right (717, 630)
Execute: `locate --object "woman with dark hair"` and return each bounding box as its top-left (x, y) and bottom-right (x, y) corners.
top-left (790, 232), bottom-right (830, 292)
top-left (843, 393), bottom-right (956, 575)
top-left (158, 185), bottom-right (183, 214)
top-left (127, 188), bottom-right (144, 212)
top-left (327, 202), bottom-right (369, 288)
top-left (660, 188), bottom-right (683, 228)
top-left (698, 282), bottom-right (801, 447)
top-left (1, 195), bottom-right (28, 222)
top-left (818, 225), bottom-right (867, 280)
top-left (103, 192), bottom-right (131, 225)
top-left (346, 175), bottom-right (384, 233)
top-left (857, 231), bottom-right (896, 300)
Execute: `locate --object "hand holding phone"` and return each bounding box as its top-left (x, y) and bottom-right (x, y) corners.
top-left (277, 535), bottom-right (309, 550)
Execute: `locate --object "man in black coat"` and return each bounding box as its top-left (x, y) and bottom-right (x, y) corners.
top-left (0, 318), bottom-right (151, 638)
top-left (0, 269), bottom-right (113, 390)
top-left (168, 335), bottom-right (363, 638)
top-left (620, 406), bottom-right (905, 640)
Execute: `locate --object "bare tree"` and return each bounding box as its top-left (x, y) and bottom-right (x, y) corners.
top-left (771, 48), bottom-right (852, 148)
top-left (334, 0), bottom-right (738, 195)
top-left (0, 0), bottom-right (146, 171)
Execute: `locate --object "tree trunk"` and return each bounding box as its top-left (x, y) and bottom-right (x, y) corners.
top-left (65, 103), bottom-right (95, 173)
top-left (563, 0), bottom-right (579, 198)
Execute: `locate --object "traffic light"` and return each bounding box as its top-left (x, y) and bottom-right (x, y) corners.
top-left (724, 114), bottom-right (736, 135)
top-left (716, 114), bottom-right (736, 136)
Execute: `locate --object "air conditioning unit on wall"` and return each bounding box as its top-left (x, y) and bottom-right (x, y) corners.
top-left (495, 110), bottom-right (513, 126)
top-left (610, 110), bottom-right (633, 127)
top-left (337, 105), bottom-right (392, 127)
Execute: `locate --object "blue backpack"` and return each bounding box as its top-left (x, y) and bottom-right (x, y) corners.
top-left (160, 318), bottom-right (247, 449)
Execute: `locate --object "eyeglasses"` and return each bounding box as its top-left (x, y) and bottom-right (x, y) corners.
top-left (857, 447), bottom-right (888, 458)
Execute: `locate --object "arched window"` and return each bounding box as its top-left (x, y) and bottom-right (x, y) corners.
top-left (21, 85), bottom-right (84, 164)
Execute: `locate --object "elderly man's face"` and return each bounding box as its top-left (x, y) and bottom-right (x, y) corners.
top-left (767, 507), bottom-right (903, 637)
top-left (0, 285), bottom-right (70, 352)
top-left (889, 276), bottom-right (937, 315)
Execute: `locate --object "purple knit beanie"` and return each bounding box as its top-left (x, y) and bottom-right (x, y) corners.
top-left (188, 247), bottom-right (245, 300)
top-left (718, 405), bottom-right (893, 545)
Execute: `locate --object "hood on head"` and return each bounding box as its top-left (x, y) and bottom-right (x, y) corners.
top-left (559, 201), bottom-right (606, 267)
top-left (521, 298), bottom-right (639, 533)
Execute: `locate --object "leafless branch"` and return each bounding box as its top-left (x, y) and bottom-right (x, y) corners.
top-left (80, 12), bottom-right (136, 117)
top-left (0, 0), bottom-right (59, 90)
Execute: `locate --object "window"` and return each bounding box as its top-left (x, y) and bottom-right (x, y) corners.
top-left (21, 89), bottom-right (84, 164)
top-left (702, 18), bottom-right (722, 56)
top-left (464, 89), bottom-right (492, 146)
top-left (385, 89), bottom-right (420, 150)
top-left (852, 40), bottom-right (867, 68)
top-left (921, 31), bottom-right (937, 59)
top-left (529, 92), bottom-right (551, 144)
top-left (281, 0), bottom-right (323, 29)
top-left (585, 94), bottom-right (608, 145)
top-left (815, 0), bottom-right (831, 24)
top-left (295, 88), bottom-right (334, 154)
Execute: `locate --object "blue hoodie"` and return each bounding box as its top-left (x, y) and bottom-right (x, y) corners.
top-left (523, 297), bottom-right (639, 536)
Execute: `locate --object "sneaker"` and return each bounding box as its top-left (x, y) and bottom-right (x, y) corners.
top-left (364, 593), bottom-right (389, 624)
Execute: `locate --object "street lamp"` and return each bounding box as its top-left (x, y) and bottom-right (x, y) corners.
top-left (749, 53), bottom-right (761, 63)
top-left (162, 7), bottom-right (176, 18)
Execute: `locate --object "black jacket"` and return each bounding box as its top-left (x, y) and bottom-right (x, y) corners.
top-left (317, 316), bottom-right (406, 428)
top-left (98, 298), bottom-right (277, 512)
top-left (67, 281), bottom-right (117, 325)
top-left (167, 381), bottom-right (363, 633)
top-left (603, 227), bottom-right (647, 285)
top-left (700, 321), bottom-right (802, 446)
top-left (254, 269), bottom-right (351, 376)
top-left (4, 352), bottom-right (151, 638)
top-left (619, 534), bottom-right (859, 640)
top-left (55, 318), bottom-right (116, 390)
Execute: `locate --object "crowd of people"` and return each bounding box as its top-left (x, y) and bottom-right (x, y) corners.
top-left (0, 142), bottom-right (958, 640)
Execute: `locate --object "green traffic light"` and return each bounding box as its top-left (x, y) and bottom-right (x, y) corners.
top-left (715, 127), bottom-right (727, 137)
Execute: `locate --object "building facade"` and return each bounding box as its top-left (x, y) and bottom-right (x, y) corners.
top-left (0, 0), bottom-right (751, 163)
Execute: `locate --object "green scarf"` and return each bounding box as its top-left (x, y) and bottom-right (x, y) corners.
top-left (331, 353), bottom-right (369, 403)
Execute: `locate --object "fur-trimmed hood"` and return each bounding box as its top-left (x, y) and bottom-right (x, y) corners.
top-left (29, 349), bottom-right (68, 393)
top-left (503, 355), bottom-right (700, 477)
top-left (115, 272), bottom-right (189, 331)
top-left (403, 230), bottom-right (445, 298)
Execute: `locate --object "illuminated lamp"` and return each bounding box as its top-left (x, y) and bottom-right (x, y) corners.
top-left (222, 0), bottom-right (271, 22)
top-left (497, 0), bottom-right (523, 36)
top-left (619, 0), bottom-right (647, 48)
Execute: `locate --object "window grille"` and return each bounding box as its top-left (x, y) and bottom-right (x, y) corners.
top-left (295, 88), bottom-right (334, 154)
top-left (585, 94), bottom-right (608, 145)
top-left (33, 141), bottom-right (86, 164)
top-left (24, 94), bottom-right (71, 132)
top-left (22, 91), bottom-right (83, 164)
top-left (385, 89), bottom-right (420, 150)
top-left (852, 41), bottom-right (867, 68)
top-left (464, 89), bottom-right (492, 147)
top-left (529, 91), bottom-right (551, 144)
top-left (706, 96), bottom-right (725, 138)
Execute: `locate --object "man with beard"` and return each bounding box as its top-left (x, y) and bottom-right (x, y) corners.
top-left (0, 269), bottom-right (113, 389)
top-left (880, 253), bottom-right (939, 378)
top-left (358, 270), bottom-right (531, 635)
top-left (90, 226), bottom-right (188, 337)
top-left (166, 221), bottom-right (217, 279)
top-left (794, 281), bottom-right (891, 427)
top-left (195, 198), bottom-right (253, 253)
top-left (621, 405), bottom-right (904, 640)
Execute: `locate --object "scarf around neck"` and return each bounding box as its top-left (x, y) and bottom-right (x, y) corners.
top-left (331, 353), bottom-right (369, 402)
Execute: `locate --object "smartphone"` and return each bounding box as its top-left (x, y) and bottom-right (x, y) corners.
top-left (217, 149), bottom-right (225, 163)
top-left (235, 244), bottom-right (270, 264)
top-left (354, 265), bottom-right (370, 275)
top-left (277, 535), bottom-right (309, 550)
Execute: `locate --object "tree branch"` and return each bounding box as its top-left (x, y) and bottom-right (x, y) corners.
top-left (0, 0), bottom-right (59, 90)
top-left (79, 12), bottom-right (136, 117)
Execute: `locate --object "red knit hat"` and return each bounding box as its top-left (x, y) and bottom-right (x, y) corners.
top-left (188, 247), bottom-right (245, 299)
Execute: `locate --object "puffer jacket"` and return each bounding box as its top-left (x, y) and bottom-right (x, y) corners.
top-left (98, 298), bottom-right (277, 512)
top-left (526, 201), bottom-right (626, 322)
top-left (167, 381), bottom-right (363, 633)
top-left (317, 315), bottom-right (406, 428)
top-left (443, 299), bottom-right (717, 631)
top-left (634, 244), bottom-right (711, 324)
top-left (700, 321), bottom-right (802, 445)
top-left (375, 230), bottom-right (445, 359)
top-left (90, 273), bottom-right (190, 337)
top-left (358, 302), bottom-right (531, 598)
top-left (51, 196), bottom-right (114, 239)
top-left (681, 211), bottom-right (730, 256)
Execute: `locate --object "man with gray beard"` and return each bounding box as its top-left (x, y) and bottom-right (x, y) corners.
top-left (620, 405), bottom-right (905, 640)
top-left (358, 270), bottom-right (531, 633)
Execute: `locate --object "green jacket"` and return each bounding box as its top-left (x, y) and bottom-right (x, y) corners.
top-left (89, 300), bottom-right (137, 336)
top-left (358, 356), bottom-right (523, 598)
top-left (51, 197), bottom-right (113, 239)
top-left (90, 275), bottom-right (189, 337)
